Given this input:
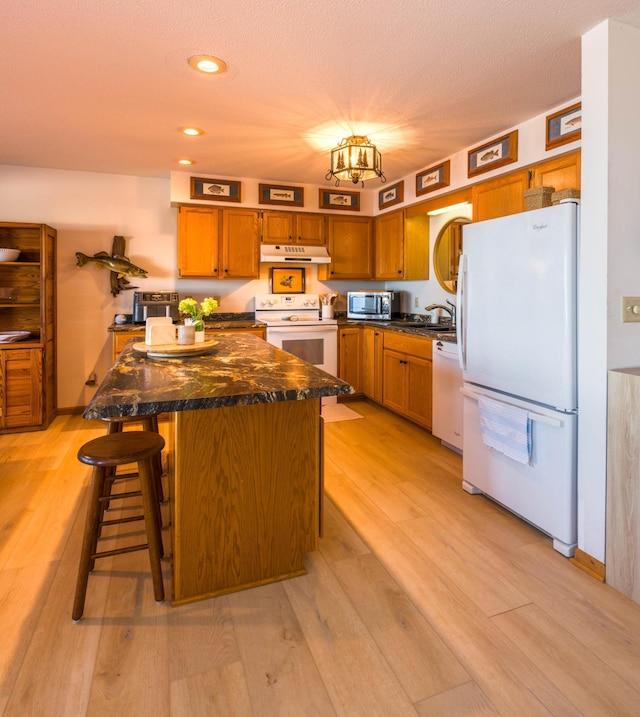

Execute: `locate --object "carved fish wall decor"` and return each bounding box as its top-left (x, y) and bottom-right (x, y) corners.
top-left (76, 251), bottom-right (148, 277)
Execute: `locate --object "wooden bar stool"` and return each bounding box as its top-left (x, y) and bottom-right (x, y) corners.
top-left (73, 431), bottom-right (165, 622)
top-left (101, 414), bottom-right (165, 503)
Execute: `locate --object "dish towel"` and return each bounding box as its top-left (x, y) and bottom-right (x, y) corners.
top-left (477, 395), bottom-right (532, 465)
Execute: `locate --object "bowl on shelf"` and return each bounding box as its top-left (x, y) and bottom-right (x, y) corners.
top-left (0, 248), bottom-right (20, 262)
top-left (0, 331), bottom-right (31, 343)
top-left (0, 287), bottom-right (20, 302)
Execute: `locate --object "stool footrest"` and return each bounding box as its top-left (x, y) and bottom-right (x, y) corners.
top-left (100, 514), bottom-right (145, 528)
top-left (99, 489), bottom-right (142, 503)
top-left (91, 543), bottom-right (150, 560)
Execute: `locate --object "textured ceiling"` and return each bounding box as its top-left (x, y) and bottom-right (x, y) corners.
top-left (2, 0), bottom-right (640, 187)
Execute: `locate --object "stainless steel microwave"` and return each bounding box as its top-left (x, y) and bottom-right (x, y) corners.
top-left (347, 291), bottom-right (401, 320)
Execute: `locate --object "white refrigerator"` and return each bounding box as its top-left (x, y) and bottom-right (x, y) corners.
top-left (457, 201), bottom-right (578, 556)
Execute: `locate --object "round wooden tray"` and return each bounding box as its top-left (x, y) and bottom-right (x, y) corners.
top-left (132, 340), bottom-right (218, 358)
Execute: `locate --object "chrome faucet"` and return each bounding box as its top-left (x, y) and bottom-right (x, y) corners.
top-left (424, 300), bottom-right (456, 327)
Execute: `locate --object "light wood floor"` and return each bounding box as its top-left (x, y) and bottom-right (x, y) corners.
top-left (1, 400), bottom-right (640, 716)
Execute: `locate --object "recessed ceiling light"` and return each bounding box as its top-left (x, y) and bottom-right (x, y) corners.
top-left (188, 55), bottom-right (227, 75)
top-left (181, 127), bottom-right (204, 136)
top-left (178, 159), bottom-right (195, 165)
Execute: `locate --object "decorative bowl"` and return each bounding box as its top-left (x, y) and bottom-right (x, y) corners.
top-left (0, 248), bottom-right (20, 262)
top-left (0, 331), bottom-right (31, 343)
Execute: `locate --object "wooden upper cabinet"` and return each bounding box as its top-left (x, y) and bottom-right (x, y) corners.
top-left (261, 211), bottom-right (294, 244)
top-left (295, 213), bottom-right (326, 246)
top-left (319, 216), bottom-right (373, 280)
top-left (178, 205), bottom-right (220, 278)
top-left (374, 210), bottom-right (429, 281)
top-left (221, 208), bottom-right (260, 279)
top-left (261, 211), bottom-right (326, 246)
top-left (472, 170), bottom-right (529, 222)
top-left (530, 150), bottom-right (581, 192)
top-left (472, 151), bottom-right (580, 224)
top-left (177, 205), bottom-right (259, 279)
top-left (374, 210), bottom-right (404, 280)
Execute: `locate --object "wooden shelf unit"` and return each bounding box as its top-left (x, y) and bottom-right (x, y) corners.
top-left (0, 222), bottom-right (56, 432)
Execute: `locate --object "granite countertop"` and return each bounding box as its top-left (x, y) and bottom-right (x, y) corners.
top-left (109, 314), bottom-right (262, 332)
top-left (339, 318), bottom-right (457, 343)
top-left (84, 333), bottom-right (353, 420)
top-left (110, 315), bottom-right (456, 341)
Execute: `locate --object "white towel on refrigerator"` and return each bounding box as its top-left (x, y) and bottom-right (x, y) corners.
top-left (477, 395), bottom-right (532, 464)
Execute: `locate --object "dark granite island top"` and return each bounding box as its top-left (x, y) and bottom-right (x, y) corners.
top-left (83, 332), bottom-right (351, 605)
top-left (84, 332), bottom-right (353, 420)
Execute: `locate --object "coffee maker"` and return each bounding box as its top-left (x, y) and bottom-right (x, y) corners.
top-left (133, 291), bottom-right (180, 324)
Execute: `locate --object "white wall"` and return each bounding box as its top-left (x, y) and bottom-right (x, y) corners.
top-left (580, 19), bottom-right (640, 563)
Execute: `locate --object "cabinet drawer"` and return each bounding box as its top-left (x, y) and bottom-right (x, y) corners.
top-left (383, 331), bottom-right (432, 359)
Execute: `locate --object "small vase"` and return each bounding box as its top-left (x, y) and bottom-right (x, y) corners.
top-left (177, 324), bottom-right (195, 345)
top-left (194, 329), bottom-right (205, 343)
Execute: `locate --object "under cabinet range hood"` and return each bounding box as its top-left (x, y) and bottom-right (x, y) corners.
top-left (260, 244), bottom-right (331, 264)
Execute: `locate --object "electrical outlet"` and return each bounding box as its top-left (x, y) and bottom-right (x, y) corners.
top-left (622, 297), bottom-right (640, 322)
top-left (414, 297), bottom-right (419, 308)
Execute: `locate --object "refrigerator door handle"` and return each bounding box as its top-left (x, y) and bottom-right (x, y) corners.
top-left (456, 254), bottom-right (467, 370)
top-left (460, 387), bottom-right (565, 427)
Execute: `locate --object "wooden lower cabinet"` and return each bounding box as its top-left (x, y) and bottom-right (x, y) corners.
top-left (171, 399), bottom-right (321, 604)
top-left (338, 327), bottom-right (362, 395)
top-left (382, 332), bottom-right (433, 429)
top-left (362, 326), bottom-right (383, 402)
top-left (112, 330), bottom-right (145, 361)
top-left (0, 347), bottom-right (43, 430)
top-left (339, 326), bottom-right (433, 428)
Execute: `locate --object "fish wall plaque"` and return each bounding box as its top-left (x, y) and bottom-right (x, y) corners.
top-left (76, 235), bottom-right (148, 296)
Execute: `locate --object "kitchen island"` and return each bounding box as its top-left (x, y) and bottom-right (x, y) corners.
top-left (84, 333), bottom-right (353, 605)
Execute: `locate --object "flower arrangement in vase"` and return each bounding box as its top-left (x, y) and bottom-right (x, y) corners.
top-left (178, 297), bottom-right (218, 342)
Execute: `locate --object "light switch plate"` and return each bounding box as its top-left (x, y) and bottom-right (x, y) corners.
top-left (621, 296), bottom-right (640, 322)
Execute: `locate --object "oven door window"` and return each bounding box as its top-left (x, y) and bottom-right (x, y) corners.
top-left (280, 337), bottom-right (324, 366)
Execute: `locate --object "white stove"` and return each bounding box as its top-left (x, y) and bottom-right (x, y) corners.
top-left (254, 293), bottom-right (337, 326)
top-left (255, 293), bottom-right (338, 405)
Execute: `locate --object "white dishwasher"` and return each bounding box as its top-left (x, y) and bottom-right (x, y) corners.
top-left (432, 339), bottom-right (463, 453)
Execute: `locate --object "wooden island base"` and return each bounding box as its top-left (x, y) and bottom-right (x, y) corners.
top-left (169, 398), bottom-right (322, 605)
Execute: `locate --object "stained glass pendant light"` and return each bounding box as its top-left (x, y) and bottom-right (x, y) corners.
top-left (325, 135), bottom-right (386, 187)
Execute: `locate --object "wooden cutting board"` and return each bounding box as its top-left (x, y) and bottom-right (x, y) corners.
top-left (132, 340), bottom-right (218, 358)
